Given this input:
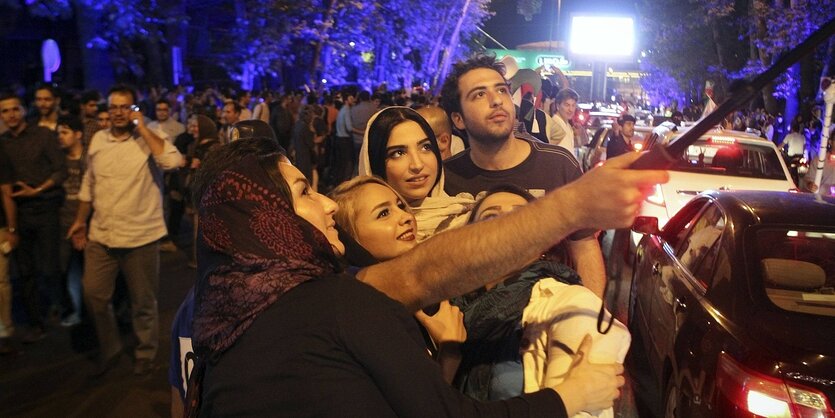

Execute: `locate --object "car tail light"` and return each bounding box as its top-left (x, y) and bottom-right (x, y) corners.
top-left (715, 352), bottom-right (834, 418)
top-left (646, 184), bottom-right (665, 206)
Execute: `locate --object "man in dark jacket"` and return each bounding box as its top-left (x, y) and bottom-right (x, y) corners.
top-left (0, 92), bottom-right (68, 342)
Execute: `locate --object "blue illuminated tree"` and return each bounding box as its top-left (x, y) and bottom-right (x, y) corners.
top-left (226, 0), bottom-right (491, 92)
top-left (640, 0), bottom-right (834, 118)
top-left (13, 0), bottom-right (492, 92)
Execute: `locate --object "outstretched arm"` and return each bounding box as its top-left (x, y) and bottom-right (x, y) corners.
top-left (359, 152), bottom-right (669, 312)
top-left (568, 237), bottom-right (606, 298)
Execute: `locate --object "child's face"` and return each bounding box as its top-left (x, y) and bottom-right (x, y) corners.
top-left (57, 125), bottom-right (82, 149)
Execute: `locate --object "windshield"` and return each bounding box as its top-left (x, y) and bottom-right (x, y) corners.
top-left (672, 138), bottom-right (787, 180)
top-left (754, 228), bottom-right (835, 318)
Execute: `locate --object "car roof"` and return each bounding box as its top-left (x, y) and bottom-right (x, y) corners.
top-left (674, 128), bottom-right (771, 145)
top-left (707, 191), bottom-right (835, 227)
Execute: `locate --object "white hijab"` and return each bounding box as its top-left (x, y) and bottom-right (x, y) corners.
top-left (358, 107), bottom-right (475, 242)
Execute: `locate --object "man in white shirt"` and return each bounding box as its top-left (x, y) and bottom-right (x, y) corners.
top-left (67, 85), bottom-right (183, 377)
top-left (781, 121), bottom-right (807, 159)
top-left (550, 88), bottom-right (579, 153)
top-left (148, 99), bottom-right (185, 142)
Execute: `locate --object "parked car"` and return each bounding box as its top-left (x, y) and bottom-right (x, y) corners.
top-left (634, 129), bottom-right (796, 246)
top-left (628, 190), bottom-right (835, 417)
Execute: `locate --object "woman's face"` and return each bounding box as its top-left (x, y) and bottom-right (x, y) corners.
top-left (474, 192), bottom-right (530, 222)
top-left (352, 183), bottom-right (417, 261)
top-left (278, 162), bottom-right (345, 256)
top-left (188, 117), bottom-right (199, 138)
top-left (384, 120), bottom-right (439, 206)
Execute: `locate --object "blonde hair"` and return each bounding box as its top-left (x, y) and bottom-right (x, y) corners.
top-left (330, 176), bottom-right (414, 241)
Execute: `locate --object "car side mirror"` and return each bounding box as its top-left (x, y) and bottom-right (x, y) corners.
top-left (632, 216), bottom-right (660, 235)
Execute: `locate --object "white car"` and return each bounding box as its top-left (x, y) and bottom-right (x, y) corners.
top-left (633, 129), bottom-right (796, 244)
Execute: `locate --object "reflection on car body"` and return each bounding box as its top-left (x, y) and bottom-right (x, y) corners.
top-left (629, 190), bottom-right (835, 417)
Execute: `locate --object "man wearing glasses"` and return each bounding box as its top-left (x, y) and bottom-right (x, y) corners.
top-left (67, 85), bottom-right (183, 377)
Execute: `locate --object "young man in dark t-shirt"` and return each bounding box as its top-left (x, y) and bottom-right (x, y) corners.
top-left (0, 92), bottom-right (67, 341)
top-left (56, 116), bottom-right (86, 327)
top-left (440, 55), bottom-right (607, 297)
top-left (0, 147), bottom-right (17, 353)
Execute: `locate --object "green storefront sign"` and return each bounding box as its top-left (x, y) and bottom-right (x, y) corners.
top-left (488, 49), bottom-right (572, 71)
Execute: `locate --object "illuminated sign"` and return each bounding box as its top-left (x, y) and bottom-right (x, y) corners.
top-left (536, 55), bottom-right (570, 68)
top-left (489, 49), bottom-right (572, 71)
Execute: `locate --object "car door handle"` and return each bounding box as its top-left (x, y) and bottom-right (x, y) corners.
top-left (675, 297), bottom-right (687, 313)
top-left (652, 263), bottom-right (661, 276)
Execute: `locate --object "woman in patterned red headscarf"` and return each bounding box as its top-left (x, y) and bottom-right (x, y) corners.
top-left (185, 138), bottom-right (623, 418)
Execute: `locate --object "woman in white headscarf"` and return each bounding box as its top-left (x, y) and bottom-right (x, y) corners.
top-left (358, 106), bottom-right (475, 242)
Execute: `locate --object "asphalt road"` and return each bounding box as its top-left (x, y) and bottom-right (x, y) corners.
top-left (0, 246), bottom-right (195, 418)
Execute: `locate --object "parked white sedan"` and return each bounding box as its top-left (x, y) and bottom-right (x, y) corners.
top-left (634, 129), bottom-right (796, 244)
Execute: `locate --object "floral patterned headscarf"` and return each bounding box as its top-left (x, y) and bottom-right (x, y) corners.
top-left (193, 154), bottom-right (341, 355)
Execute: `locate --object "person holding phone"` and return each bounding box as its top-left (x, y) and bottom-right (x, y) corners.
top-left (67, 85), bottom-right (183, 377)
top-left (0, 91), bottom-right (68, 344)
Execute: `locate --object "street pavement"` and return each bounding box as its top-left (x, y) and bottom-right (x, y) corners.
top-left (0, 248), bottom-right (194, 418)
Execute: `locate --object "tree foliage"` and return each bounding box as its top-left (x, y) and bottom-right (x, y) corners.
top-left (18, 0), bottom-right (492, 91)
top-left (639, 0), bottom-right (835, 113)
top-left (225, 0), bottom-right (492, 91)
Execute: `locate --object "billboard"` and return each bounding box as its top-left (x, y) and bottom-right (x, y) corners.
top-left (569, 15), bottom-right (635, 59)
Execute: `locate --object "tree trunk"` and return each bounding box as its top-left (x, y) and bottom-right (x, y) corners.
top-left (435, 0), bottom-right (472, 91)
top-left (709, 19), bottom-right (730, 102)
top-left (74, 1), bottom-right (114, 92)
top-left (426, 6), bottom-right (453, 90)
top-left (753, 0), bottom-right (779, 114)
top-left (309, 0), bottom-right (336, 88)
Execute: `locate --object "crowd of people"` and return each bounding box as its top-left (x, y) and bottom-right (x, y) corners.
top-left (2, 54), bottom-right (675, 418)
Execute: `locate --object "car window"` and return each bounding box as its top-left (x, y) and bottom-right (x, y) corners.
top-left (676, 205), bottom-right (726, 288)
top-left (672, 139), bottom-right (786, 180)
top-left (661, 198), bottom-right (708, 249)
top-left (755, 229), bottom-right (835, 318)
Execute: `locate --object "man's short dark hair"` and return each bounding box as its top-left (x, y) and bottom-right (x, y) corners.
top-left (57, 115), bottom-right (84, 132)
top-left (440, 54), bottom-right (506, 116)
top-left (358, 90), bottom-right (371, 102)
top-left (108, 84), bottom-right (138, 104)
top-left (0, 91), bottom-right (22, 106)
top-left (223, 100), bottom-right (243, 114)
top-left (554, 88), bottom-right (579, 104)
top-left (618, 114), bottom-right (637, 125)
top-left (80, 90), bottom-right (101, 104)
top-left (156, 98), bottom-right (172, 108)
top-left (342, 86), bottom-right (359, 100)
top-left (35, 83), bottom-right (59, 98)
